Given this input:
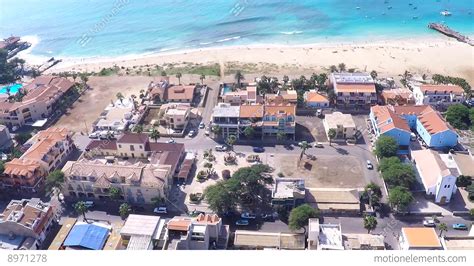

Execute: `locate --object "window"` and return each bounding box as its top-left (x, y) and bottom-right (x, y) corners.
top-left (118, 145), bottom-right (122, 148)
top-left (139, 145), bottom-right (142, 149)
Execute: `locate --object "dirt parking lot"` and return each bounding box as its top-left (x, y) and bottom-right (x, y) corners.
top-left (276, 154), bottom-right (367, 188)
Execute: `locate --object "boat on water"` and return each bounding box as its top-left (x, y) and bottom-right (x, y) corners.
top-left (412, 16), bottom-right (419, 19)
top-left (440, 10), bottom-right (452, 16)
top-left (356, 6), bottom-right (360, 10)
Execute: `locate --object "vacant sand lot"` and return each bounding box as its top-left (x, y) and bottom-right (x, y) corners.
top-left (277, 154), bottom-right (366, 188)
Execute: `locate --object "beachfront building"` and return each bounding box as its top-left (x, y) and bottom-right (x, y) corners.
top-left (239, 104), bottom-right (264, 138)
top-left (370, 105), bottom-right (458, 150)
top-left (411, 149), bottom-right (457, 204)
top-left (0, 124), bottom-right (13, 151)
top-left (233, 230), bottom-right (305, 250)
top-left (211, 103), bottom-right (240, 139)
top-left (164, 214), bottom-right (229, 250)
top-left (222, 85), bottom-right (261, 105)
top-left (304, 90), bottom-right (330, 108)
top-left (1, 128), bottom-right (74, 192)
top-left (0, 76), bottom-right (75, 128)
top-left (120, 214), bottom-right (166, 250)
top-left (330, 72), bottom-right (377, 109)
top-left (380, 87), bottom-right (415, 106)
top-left (157, 103), bottom-right (191, 130)
top-left (62, 159), bottom-right (170, 204)
top-left (148, 79), bottom-right (196, 104)
top-left (262, 104), bottom-right (296, 140)
top-left (413, 84), bottom-right (465, 107)
top-left (399, 227), bottom-right (442, 250)
top-left (92, 98), bottom-right (140, 133)
top-left (323, 112), bottom-right (357, 140)
top-left (370, 105), bottom-right (412, 153)
top-left (85, 133), bottom-right (187, 179)
top-left (271, 178), bottom-right (305, 209)
top-left (265, 90), bottom-right (298, 105)
top-left (0, 198), bottom-right (54, 250)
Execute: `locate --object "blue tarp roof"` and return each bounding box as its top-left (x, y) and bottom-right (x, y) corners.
top-left (63, 223), bottom-right (110, 250)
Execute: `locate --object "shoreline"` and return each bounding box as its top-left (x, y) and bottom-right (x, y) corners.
top-left (16, 35), bottom-right (473, 85)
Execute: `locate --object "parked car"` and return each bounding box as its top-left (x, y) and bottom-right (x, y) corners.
top-left (84, 201), bottom-right (94, 208)
top-left (215, 145), bottom-right (228, 152)
top-left (188, 130), bottom-right (196, 137)
top-left (199, 122), bottom-right (205, 129)
top-left (235, 219), bottom-right (250, 226)
top-left (252, 147), bottom-right (265, 153)
top-left (313, 142), bottom-right (324, 148)
top-left (423, 220), bottom-right (436, 227)
top-left (241, 212), bottom-right (257, 219)
top-left (452, 223), bottom-right (468, 230)
top-left (166, 139), bottom-right (176, 144)
top-left (366, 160), bottom-right (373, 170)
top-left (88, 132), bottom-right (99, 139)
top-left (153, 207), bottom-right (168, 214)
top-left (316, 109), bottom-right (323, 117)
top-left (262, 213), bottom-right (276, 221)
top-left (204, 129), bottom-right (210, 136)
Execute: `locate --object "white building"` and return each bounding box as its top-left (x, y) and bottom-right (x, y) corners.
top-left (307, 219), bottom-right (344, 250)
top-left (323, 112), bottom-right (357, 139)
top-left (211, 103), bottom-right (240, 139)
top-left (411, 150), bottom-right (457, 204)
top-left (413, 84), bottom-right (465, 106)
top-left (120, 214), bottom-right (166, 250)
top-left (93, 98), bottom-right (137, 133)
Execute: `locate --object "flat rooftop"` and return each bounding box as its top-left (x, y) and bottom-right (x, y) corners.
top-left (443, 237), bottom-right (474, 250)
top-left (324, 112), bottom-right (356, 128)
top-left (332, 72), bottom-right (374, 84)
top-left (273, 178), bottom-right (305, 199)
top-left (319, 223), bottom-right (344, 250)
top-left (212, 103), bottom-right (240, 117)
top-left (120, 215), bottom-right (161, 237)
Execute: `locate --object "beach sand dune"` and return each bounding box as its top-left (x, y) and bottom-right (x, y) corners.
top-left (47, 36), bottom-right (474, 85)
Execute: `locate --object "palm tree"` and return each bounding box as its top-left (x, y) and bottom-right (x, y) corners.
top-left (150, 127), bottom-right (160, 142)
top-left (438, 223), bottom-right (448, 237)
top-left (109, 187), bottom-right (122, 201)
top-left (276, 131), bottom-right (286, 142)
top-left (161, 70), bottom-right (167, 77)
top-left (298, 141), bottom-right (311, 164)
top-left (370, 70), bottom-right (378, 80)
top-left (243, 126), bottom-right (255, 139)
top-left (226, 135), bottom-right (237, 152)
top-left (79, 74), bottom-right (89, 90)
top-left (329, 65), bottom-right (338, 73)
top-left (72, 72), bottom-right (78, 82)
top-left (234, 70), bottom-right (244, 88)
top-left (338, 63), bottom-right (346, 72)
top-left (316, 73), bottom-right (328, 91)
top-left (211, 125), bottom-right (222, 137)
top-left (363, 215), bottom-right (378, 233)
top-left (134, 124), bottom-right (143, 133)
top-left (176, 72), bottom-right (182, 85)
top-left (328, 128), bottom-right (337, 146)
top-left (200, 74), bottom-right (206, 85)
top-left (119, 203), bottom-right (131, 219)
top-left (282, 75), bottom-right (289, 85)
top-left (74, 201), bottom-right (89, 222)
top-left (116, 92), bottom-right (124, 104)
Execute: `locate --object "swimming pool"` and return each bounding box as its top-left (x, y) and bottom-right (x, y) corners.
top-left (0, 84), bottom-right (22, 95)
top-left (222, 84), bottom-right (232, 94)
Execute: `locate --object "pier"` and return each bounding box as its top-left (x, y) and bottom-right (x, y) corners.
top-left (428, 23), bottom-right (474, 46)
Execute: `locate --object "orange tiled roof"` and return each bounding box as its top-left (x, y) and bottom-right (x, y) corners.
top-left (335, 83), bottom-right (376, 93)
top-left (240, 104), bottom-right (264, 118)
top-left (167, 85), bottom-right (195, 101)
top-left (420, 84), bottom-right (464, 95)
top-left (402, 228), bottom-right (441, 248)
top-left (371, 105), bottom-right (411, 134)
top-left (391, 105), bottom-right (451, 135)
top-left (264, 104), bottom-right (296, 116)
top-left (306, 91), bottom-right (329, 103)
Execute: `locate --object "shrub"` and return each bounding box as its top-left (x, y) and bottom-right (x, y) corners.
top-left (277, 172), bottom-right (285, 177)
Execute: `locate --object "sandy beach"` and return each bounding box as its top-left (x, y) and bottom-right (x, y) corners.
top-left (41, 36), bottom-right (474, 84)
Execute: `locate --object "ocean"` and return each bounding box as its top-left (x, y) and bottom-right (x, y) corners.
top-left (0, 0), bottom-right (473, 59)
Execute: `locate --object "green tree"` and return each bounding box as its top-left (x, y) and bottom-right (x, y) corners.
top-left (74, 201), bottom-right (89, 222)
top-left (226, 134), bottom-right (237, 151)
top-left (363, 215), bottom-right (378, 233)
top-left (161, 70), bottom-right (167, 77)
top-left (109, 187), bottom-right (122, 201)
top-left (445, 104), bottom-right (471, 130)
top-left (234, 70), bottom-right (244, 88)
top-left (204, 181), bottom-right (237, 214)
top-left (276, 131), bottom-right (286, 142)
top-left (134, 124), bottom-right (143, 133)
top-left (316, 73), bottom-right (328, 91)
top-left (0, 49), bottom-right (23, 84)
top-left (0, 161), bottom-right (4, 174)
top-left (375, 135), bottom-right (398, 158)
top-left (438, 223), bottom-right (448, 237)
top-left (211, 124), bottom-right (222, 137)
top-left (119, 203), bottom-right (131, 219)
top-left (298, 141), bottom-right (311, 163)
top-left (175, 72), bottom-right (182, 85)
top-left (380, 157), bottom-right (416, 188)
top-left (469, 208), bottom-right (474, 218)
top-left (14, 132), bottom-right (32, 145)
top-left (116, 92), bottom-right (124, 104)
top-left (328, 128), bottom-right (337, 146)
top-left (151, 196), bottom-right (164, 207)
top-left (456, 175), bottom-right (472, 187)
top-left (329, 65), bottom-right (338, 73)
top-left (200, 74), bottom-right (205, 85)
top-left (243, 126), bottom-right (255, 139)
top-left (338, 63), bottom-right (346, 72)
top-left (46, 170), bottom-right (65, 192)
top-left (282, 75), bottom-right (289, 85)
top-left (389, 186), bottom-right (414, 212)
top-left (150, 127), bottom-right (160, 142)
top-left (288, 204), bottom-right (319, 232)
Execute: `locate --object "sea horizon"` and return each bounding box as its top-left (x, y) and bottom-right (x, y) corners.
top-left (1, 0), bottom-right (473, 61)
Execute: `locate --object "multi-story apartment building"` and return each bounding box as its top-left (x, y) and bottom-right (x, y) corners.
top-left (262, 104), bottom-right (296, 140)
top-left (222, 85), bottom-right (261, 105)
top-left (330, 72), bottom-right (377, 109)
top-left (323, 112), bottom-right (357, 139)
top-left (413, 84), bottom-right (465, 106)
top-left (0, 76), bottom-right (75, 128)
top-left (62, 159), bottom-right (171, 204)
top-left (0, 198), bottom-right (54, 250)
top-left (211, 103), bottom-right (240, 139)
top-left (1, 128), bottom-right (74, 192)
top-left (0, 124), bottom-right (13, 151)
top-left (158, 103), bottom-right (191, 130)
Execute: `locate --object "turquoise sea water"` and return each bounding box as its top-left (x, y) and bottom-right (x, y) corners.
top-left (0, 0), bottom-right (473, 58)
